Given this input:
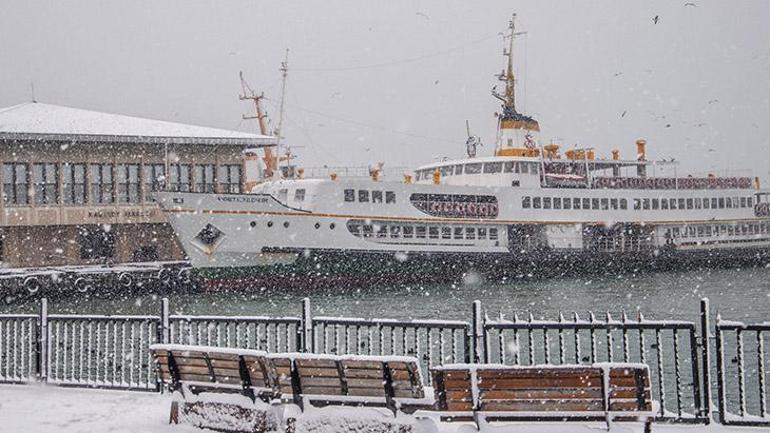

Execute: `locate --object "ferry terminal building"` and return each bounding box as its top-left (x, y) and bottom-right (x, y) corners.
top-left (0, 102), bottom-right (274, 268)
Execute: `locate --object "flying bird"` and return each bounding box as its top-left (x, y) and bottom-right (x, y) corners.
top-left (653, 15), bottom-right (660, 24)
top-left (416, 12), bottom-right (429, 20)
top-left (684, 2), bottom-right (697, 6)
top-left (708, 99), bottom-right (719, 104)
top-left (621, 110), bottom-right (627, 118)
top-left (613, 72), bottom-right (624, 77)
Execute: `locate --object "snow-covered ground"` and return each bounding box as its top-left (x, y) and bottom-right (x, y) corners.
top-left (0, 384), bottom-right (768, 433)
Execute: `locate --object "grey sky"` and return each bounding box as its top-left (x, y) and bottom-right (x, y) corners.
top-left (1, 1), bottom-right (768, 179)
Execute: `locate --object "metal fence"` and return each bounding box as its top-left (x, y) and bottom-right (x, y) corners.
top-left (1, 296), bottom-right (768, 426)
top-left (716, 318), bottom-right (770, 426)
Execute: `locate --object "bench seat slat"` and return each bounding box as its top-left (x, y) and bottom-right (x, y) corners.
top-left (480, 399), bottom-right (605, 412)
top-left (481, 388), bottom-right (604, 400)
top-left (478, 377), bottom-right (602, 389)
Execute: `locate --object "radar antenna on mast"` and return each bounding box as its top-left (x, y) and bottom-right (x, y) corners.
top-left (465, 119), bottom-right (482, 158)
top-left (239, 71), bottom-right (277, 178)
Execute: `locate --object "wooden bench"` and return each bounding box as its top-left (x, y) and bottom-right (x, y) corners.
top-left (151, 344), bottom-right (429, 432)
top-left (430, 363), bottom-right (653, 431)
top-left (152, 344), bottom-right (280, 432)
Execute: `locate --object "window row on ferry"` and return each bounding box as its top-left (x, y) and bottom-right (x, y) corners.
top-left (343, 189), bottom-right (396, 204)
top-left (415, 161), bottom-right (540, 180)
top-left (348, 223), bottom-right (500, 242)
top-left (522, 195), bottom-right (755, 211)
top-left (667, 222), bottom-right (770, 239)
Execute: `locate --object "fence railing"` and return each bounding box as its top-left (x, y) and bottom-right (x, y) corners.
top-left (1, 296), bottom-right (767, 426)
top-left (716, 317), bottom-right (770, 426)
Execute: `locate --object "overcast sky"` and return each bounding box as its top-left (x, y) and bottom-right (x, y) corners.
top-left (1, 1), bottom-right (768, 179)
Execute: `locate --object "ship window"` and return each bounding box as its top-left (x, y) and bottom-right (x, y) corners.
top-left (661, 199), bottom-right (669, 210)
top-left (582, 198), bottom-right (590, 210)
top-left (489, 227), bottom-right (499, 240)
top-left (363, 225), bottom-right (373, 237)
top-left (522, 196), bottom-right (531, 208)
top-left (441, 165), bottom-right (454, 176)
top-left (601, 198), bottom-right (609, 210)
top-left (701, 198), bottom-right (709, 209)
top-left (386, 191), bottom-right (396, 204)
top-left (533, 197), bottom-right (542, 209)
top-left (573, 198), bottom-right (582, 210)
top-left (592, 198), bottom-right (600, 210)
top-left (511, 180), bottom-right (520, 187)
top-left (695, 198), bottom-right (702, 209)
top-left (697, 226), bottom-right (704, 237)
top-left (610, 198), bottom-right (618, 210)
top-left (372, 190), bottom-right (383, 203)
top-left (278, 188), bottom-right (288, 201)
top-left (669, 198), bottom-right (677, 210)
top-left (483, 162), bottom-right (502, 174)
top-left (652, 199), bottom-right (659, 210)
top-left (677, 198), bottom-right (685, 209)
top-left (344, 189), bottom-right (355, 202)
top-left (454, 165), bottom-right (463, 175)
top-left (620, 198), bottom-right (628, 210)
top-left (726, 198), bottom-right (732, 208)
top-left (465, 163), bottom-right (482, 174)
top-left (543, 197), bottom-right (552, 209)
top-left (634, 199), bottom-right (641, 210)
top-left (748, 197), bottom-right (753, 207)
top-left (465, 227), bottom-right (476, 240)
top-left (504, 162), bottom-right (515, 173)
top-left (416, 226), bottom-right (427, 239)
top-left (429, 227), bottom-right (439, 239)
top-left (686, 198), bottom-right (694, 209)
top-left (553, 197), bottom-right (561, 209)
top-left (718, 198), bottom-right (725, 208)
top-left (376, 224), bottom-right (387, 238)
top-left (358, 190), bottom-right (370, 202)
top-left (452, 227), bottom-right (462, 239)
top-left (643, 199), bottom-right (650, 210)
top-left (294, 188), bottom-right (306, 202)
top-left (390, 226), bottom-right (401, 238)
top-left (403, 226), bottom-right (414, 238)
top-left (441, 227), bottom-right (452, 239)
top-left (521, 163), bottom-right (529, 174)
top-left (478, 228), bottom-right (487, 239)
top-left (741, 197), bottom-right (747, 208)
top-left (531, 163), bottom-right (539, 174)
top-left (564, 198), bottom-right (572, 210)
top-left (348, 223), bottom-right (361, 236)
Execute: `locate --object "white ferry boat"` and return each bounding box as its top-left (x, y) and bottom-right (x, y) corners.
top-left (157, 16), bottom-right (770, 287)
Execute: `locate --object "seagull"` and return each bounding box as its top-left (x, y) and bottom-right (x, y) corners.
top-left (684, 2), bottom-right (697, 6)
top-left (434, 80), bottom-right (439, 85)
top-left (708, 99), bottom-right (719, 104)
top-left (613, 72), bottom-right (624, 77)
top-left (416, 12), bottom-right (429, 20)
top-left (653, 15), bottom-right (660, 24)
top-left (621, 110), bottom-right (627, 118)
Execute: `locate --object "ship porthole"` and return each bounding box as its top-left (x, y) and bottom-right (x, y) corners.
top-left (284, 221), bottom-right (290, 228)
top-left (329, 223), bottom-right (336, 230)
top-left (314, 222), bottom-right (321, 229)
top-left (267, 221), bottom-right (274, 227)
top-left (250, 221), bottom-right (257, 228)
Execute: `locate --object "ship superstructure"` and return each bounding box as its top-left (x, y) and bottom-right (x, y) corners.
top-left (157, 15), bottom-right (770, 285)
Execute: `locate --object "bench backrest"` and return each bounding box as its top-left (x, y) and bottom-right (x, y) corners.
top-left (151, 345), bottom-right (273, 398)
top-left (433, 363), bottom-right (651, 416)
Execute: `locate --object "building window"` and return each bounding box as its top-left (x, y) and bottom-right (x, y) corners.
top-left (372, 190), bottom-right (383, 203)
top-left (62, 163), bottom-right (86, 205)
top-left (385, 191), bottom-right (396, 204)
top-left (78, 225), bottom-right (115, 260)
top-left (218, 164), bottom-right (242, 193)
top-left (3, 162), bottom-right (29, 206)
top-left (118, 163), bottom-right (140, 203)
top-left (143, 164), bottom-right (165, 202)
top-left (33, 163), bottom-right (59, 206)
top-left (344, 189), bottom-right (355, 202)
top-left (294, 188), bottom-right (306, 201)
top-left (169, 164), bottom-right (192, 192)
top-left (195, 164), bottom-right (216, 193)
top-left (90, 164), bottom-right (114, 204)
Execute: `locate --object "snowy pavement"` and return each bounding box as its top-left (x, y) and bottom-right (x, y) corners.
top-left (1, 384), bottom-right (769, 433)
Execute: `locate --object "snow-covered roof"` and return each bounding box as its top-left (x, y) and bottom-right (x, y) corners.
top-left (0, 102), bottom-right (277, 146)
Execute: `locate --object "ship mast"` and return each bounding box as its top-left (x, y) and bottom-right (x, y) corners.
top-left (493, 13), bottom-right (524, 117)
top-left (239, 71), bottom-right (276, 177)
top-left (275, 48), bottom-right (289, 178)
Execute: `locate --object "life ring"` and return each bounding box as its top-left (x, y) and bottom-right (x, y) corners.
top-left (177, 268), bottom-right (192, 285)
top-left (74, 277), bottom-right (92, 293)
top-left (24, 277), bottom-right (41, 295)
top-left (118, 273), bottom-right (134, 288)
top-left (157, 268), bottom-right (172, 286)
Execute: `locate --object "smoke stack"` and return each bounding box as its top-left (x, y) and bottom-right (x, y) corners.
top-left (636, 139), bottom-right (647, 177)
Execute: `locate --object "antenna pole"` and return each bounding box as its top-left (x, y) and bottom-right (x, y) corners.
top-left (239, 71), bottom-right (275, 177)
top-left (276, 49), bottom-right (290, 178)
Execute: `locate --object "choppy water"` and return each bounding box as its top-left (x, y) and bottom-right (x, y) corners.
top-left (4, 265), bottom-right (770, 324)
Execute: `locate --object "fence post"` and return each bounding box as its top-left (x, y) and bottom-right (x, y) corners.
top-left (38, 298), bottom-right (48, 382)
top-left (700, 298), bottom-right (712, 424)
top-left (714, 312), bottom-right (727, 424)
top-left (301, 298), bottom-right (313, 353)
top-left (472, 300), bottom-right (485, 363)
top-left (160, 297), bottom-right (170, 344)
